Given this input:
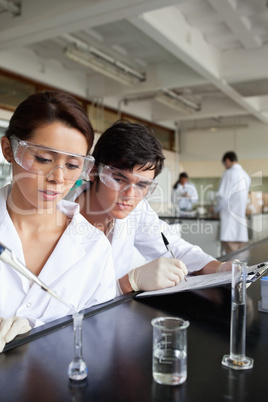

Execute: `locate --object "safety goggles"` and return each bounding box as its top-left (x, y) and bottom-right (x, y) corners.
top-left (98, 164), bottom-right (158, 197)
top-left (10, 136), bottom-right (94, 181)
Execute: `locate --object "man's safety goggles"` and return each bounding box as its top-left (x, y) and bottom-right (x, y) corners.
top-left (10, 136), bottom-right (94, 181)
top-left (98, 164), bottom-right (158, 197)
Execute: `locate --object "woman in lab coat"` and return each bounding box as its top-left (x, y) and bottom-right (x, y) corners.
top-left (0, 91), bottom-right (115, 352)
top-left (68, 121), bottom-right (233, 294)
top-left (214, 151), bottom-right (251, 254)
top-left (172, 172), bottom-right (199, 212)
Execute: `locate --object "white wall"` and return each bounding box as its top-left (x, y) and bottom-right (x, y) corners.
top-left (148, 116), bottom-right (268, 214)
top-left (179, 116), bottom-right (268, 177)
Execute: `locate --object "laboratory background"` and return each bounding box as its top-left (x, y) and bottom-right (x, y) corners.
top-left (1, 0), bottom-right (268, 259)
top-left (1, 1), bottom-right (268, 401)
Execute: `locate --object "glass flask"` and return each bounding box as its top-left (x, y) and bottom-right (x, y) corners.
top-left (68, 312), bottom-right (88, 381)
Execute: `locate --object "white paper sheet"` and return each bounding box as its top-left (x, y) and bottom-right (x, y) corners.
top-left (135, 262), bottom-right (268, 298)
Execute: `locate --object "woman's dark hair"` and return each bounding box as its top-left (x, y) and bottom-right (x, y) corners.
top-left (5, 91), bottom-right (94, 153)
top-left (173, 172), bottom-right (189, 189)
top-left (93, 120), bottom-right (165, 178)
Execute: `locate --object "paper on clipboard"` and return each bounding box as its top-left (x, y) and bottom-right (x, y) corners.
top-left (135, 262), bottom-right (268, 299)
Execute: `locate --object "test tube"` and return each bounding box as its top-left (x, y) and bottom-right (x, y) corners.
top-left (222, 261), bottom-right (254, 370)
top-left (68, 313), bottom-right (88, 381)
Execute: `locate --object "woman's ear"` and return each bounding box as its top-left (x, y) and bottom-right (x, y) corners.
top-left (1, 136), bottom-right (14, 163)
top-left (89, 165), bottom-right (98, 182)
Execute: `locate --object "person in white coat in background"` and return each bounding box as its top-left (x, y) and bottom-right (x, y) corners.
top-left (172, 172), bottom-right (199, 212)
top-left (214, 151), bottom-right (251, 254)
top-left (68, 121), bottom-right (234, 295)
top-left (0, 91), bottom-right (115, 353)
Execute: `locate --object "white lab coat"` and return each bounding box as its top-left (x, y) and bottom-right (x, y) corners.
top-left (68, 183), bottom-right (215, 281)
top-left (214, 164), bottom-right (250, 242)
top-left (0, 185), bottom-right (116, 327)
top-left (172, 182), bottom-right (199, 211)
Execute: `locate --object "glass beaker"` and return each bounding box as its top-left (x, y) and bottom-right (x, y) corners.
top-left (151, 316), bottom-right (190, 386)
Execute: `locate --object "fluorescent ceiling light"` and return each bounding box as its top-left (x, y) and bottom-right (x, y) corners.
top-left (120, 90), bottom-right (200, 115)
top-left (155, 90), bottom-right (201, 115)
top-left (64, 46), bottom-right (146, 87)
top-left (187, 124), bottom-right (248, 133)
top-left (155, 93), bottom-right (191, 115)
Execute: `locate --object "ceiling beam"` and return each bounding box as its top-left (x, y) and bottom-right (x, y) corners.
top-left (130, 5), bottom-right (268, 124)
top-left (0, 0), bottom-right (180, 51)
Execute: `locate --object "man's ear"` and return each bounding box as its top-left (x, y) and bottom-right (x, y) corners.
top-left (1, 136), bottom-right (14, 163)
top-left (89, 165), bottom-right (98, 182)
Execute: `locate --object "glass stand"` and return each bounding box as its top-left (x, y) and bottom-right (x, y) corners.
top-left (68, 312), bottom-right (88, 381)
top-left (222, 261), bottom-right (253, 370)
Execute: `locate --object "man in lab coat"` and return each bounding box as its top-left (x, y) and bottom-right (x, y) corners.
top-left (68, 121), bottom-right (233, 294)
top-left (214, 151), bottom-right (251, 254)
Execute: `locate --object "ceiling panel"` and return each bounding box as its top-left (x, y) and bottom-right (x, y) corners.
top-left (0, 0), bottom-right (268, 128)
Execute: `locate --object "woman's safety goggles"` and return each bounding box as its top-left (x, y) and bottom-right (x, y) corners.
top-left (10, 136), bottom-right (94, 182)
top-left (98, 164), bottom-right (158, 197)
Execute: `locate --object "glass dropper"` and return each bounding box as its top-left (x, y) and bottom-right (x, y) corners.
top-left (0, 243), bottom-right (76, 312)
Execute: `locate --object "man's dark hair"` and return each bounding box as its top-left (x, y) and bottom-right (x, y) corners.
top-left (93, 120), bottom-right (165, 178)
top-left (222, 151), bottom-right (238, 163)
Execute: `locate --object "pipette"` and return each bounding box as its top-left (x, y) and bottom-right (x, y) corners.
top-left (0, 242), bottom-right (75, 312)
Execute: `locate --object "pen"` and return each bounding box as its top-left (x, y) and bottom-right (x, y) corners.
top-left (161, 232), bottom-right (187, 282)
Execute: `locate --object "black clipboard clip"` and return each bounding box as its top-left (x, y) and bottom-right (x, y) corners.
top-left (247, 262), bottom-right (268, 283)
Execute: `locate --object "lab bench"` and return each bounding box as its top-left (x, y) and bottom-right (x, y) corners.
top-left (160, 213), bottom-right (268, 258)
top-left (1, 238), bottom-right (268, 401)
top-left (160, 214), bottom-right (221, 258)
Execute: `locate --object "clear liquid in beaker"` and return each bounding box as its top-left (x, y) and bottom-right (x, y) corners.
top-left (153, 348), bottom-right (187, 386)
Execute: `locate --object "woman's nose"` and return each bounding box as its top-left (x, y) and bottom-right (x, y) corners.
top-left (46, 165), bottom-right (65, 183)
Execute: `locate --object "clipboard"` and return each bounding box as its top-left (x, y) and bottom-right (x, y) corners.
top-left (135, 261), bottom-right (268, 299)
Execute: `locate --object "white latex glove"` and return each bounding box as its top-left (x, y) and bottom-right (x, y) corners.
top-left (0, 316), bottom-right (31, 353)
top-left (128, 257), bottom-right (188, 291)
top-left (216, 259), bottom-right (240, 273)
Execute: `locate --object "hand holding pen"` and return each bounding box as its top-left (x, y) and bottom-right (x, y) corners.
top-left (161, 232), bottom-right (188, 282)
